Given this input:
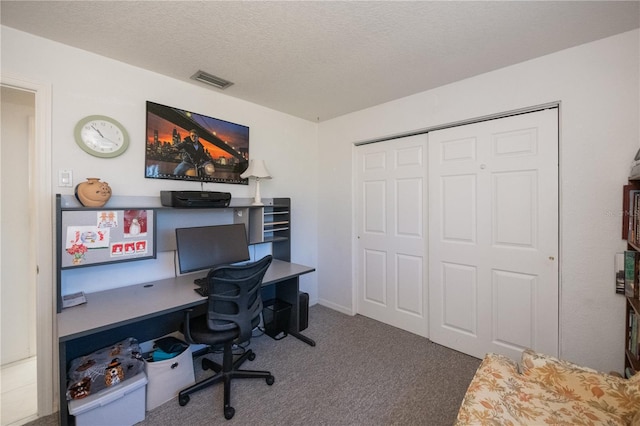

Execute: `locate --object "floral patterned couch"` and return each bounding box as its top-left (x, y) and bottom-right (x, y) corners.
top-left (456, 349), bottom-right (640, 425)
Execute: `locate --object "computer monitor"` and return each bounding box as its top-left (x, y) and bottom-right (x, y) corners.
top-left (175, 223), bottom-right (250, 274)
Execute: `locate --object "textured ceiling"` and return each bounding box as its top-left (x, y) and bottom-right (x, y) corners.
top-left (2, 1), bottom-right (639, 122)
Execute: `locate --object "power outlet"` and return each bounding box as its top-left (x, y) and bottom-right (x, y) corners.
top-left (58, 170), bottom-right (73, 187)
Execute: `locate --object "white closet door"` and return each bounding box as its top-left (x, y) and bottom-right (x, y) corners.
top-left (428, 108), bottom-right (559, 360)
top-left (355, 135), bottom-right (428, 337)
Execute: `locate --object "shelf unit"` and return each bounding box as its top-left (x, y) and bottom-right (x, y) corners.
top-left (622, 182), bottom-right (640, 377)
top-left (56, 194), bottom-right (292, 312)
top-left (264, 198), bottom-right (291, 261)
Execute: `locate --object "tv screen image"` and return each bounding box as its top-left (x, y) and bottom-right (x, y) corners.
top-left (145, 101), bottom-right (249, 184)
top-left (175, 223), bottom-right (250, 275)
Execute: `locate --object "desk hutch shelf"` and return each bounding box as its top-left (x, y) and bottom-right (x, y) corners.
top-left (55, 194), bottom-right (291, 312)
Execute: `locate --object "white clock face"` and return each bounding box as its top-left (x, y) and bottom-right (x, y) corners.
top-left (74, 116), bottom-right (129, 158)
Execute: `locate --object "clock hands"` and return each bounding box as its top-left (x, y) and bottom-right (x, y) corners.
top-left (91, 125), bottom-right (104, 138)
top-left (91, 125), bottom-right (117, 146)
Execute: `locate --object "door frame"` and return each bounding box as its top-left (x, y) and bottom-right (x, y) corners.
top-left (1, 74), bottom-right (55, 416)
top-left (352, 102), bottom-right (562, 352)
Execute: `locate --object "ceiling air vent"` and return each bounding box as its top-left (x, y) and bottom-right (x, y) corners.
top-left (190, 70), bottom-right (234, 90)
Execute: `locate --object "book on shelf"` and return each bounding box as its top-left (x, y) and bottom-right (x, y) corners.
top-left (623, 184), bottom-right (640, 242)
top-left (637, 312), bottom-right (640, 361)
top-left (616, 252), bottom-right (625, 294)
top-left (622, 184), bottom-right (636, 242)
top-left (633, 311), bottom-right (640, 359)
top-left (635, 191), bottom-right (640, 245)
top-left (624, 251), bottom-right (640, 299)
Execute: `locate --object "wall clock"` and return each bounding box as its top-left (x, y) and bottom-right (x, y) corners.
top-left (74, 115), bottom-right (129, 158)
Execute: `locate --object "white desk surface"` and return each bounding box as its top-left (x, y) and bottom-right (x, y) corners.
top-left (58, 259), bottom-right (314, 341)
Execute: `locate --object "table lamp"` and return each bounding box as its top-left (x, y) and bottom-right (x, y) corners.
top-left (240, 159), bottom-right (271, 205)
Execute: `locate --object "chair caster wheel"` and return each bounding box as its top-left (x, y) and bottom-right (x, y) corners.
top-left (178, 394), bottom-right (190, 406)
top-left (248, 352), bottom-right (256, 361)
top-left (266, 375), bottom-right (275, 385)
top-left (224, 406), bottom-right (235, 420)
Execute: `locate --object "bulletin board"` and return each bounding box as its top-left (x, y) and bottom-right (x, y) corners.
top-left (60, 208), bottom-right (156, 269)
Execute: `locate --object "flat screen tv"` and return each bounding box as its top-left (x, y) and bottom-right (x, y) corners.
top-left (175, 223), bottom-right (250, 274)
top-left (145, 101), bottom-right (249, 184)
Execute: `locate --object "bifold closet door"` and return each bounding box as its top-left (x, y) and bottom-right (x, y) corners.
top-left (355, 134), bottom-right (429, 337)
top-left (428, 108), bottom-right (559, 360)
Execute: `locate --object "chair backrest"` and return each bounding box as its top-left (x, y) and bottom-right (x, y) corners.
top-left (205, 255), bottom-right (272, 343)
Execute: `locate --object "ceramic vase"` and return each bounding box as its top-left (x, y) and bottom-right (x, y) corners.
top-left (75, 178), bottom-right (112, 207)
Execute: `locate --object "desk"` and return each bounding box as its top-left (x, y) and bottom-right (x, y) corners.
top-left (57, 259), bottom-right (314, 425)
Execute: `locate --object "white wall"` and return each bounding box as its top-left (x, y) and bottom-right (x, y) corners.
top-left (0, 27), bottom-right (319, 301)
top-left (317, 29), bottom-right (640, 373)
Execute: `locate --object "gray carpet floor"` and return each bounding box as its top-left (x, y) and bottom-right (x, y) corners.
top-left (28, 304), bottom-right (481, 425)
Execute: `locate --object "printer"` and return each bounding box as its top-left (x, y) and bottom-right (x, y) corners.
top-left (160, 191), bottom-right (231, 208)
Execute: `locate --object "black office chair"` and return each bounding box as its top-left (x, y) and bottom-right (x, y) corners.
top-left (178, 255), bottom-right (274, 420)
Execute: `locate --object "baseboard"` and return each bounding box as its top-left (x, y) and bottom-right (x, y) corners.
top-left (316, 299), bottom-right (355, 316)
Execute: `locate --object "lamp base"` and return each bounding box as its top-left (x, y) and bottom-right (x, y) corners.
top-left (252, 179), bottom-right (263, 205)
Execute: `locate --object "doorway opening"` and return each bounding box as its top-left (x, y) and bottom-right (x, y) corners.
top-left (1, 78), bottom-right (54, 424)
top-left (1, 86), bottom-right (37, 425)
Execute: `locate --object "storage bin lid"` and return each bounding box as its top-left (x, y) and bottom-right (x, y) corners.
top-left (68, 372), bottom-right (147, 415)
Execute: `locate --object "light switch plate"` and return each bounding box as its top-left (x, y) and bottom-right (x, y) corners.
top-left (58, 169), bottom-right (73, 187)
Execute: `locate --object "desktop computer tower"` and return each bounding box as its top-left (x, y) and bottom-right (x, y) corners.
top-left (299, 292), bottom-right (309, 331)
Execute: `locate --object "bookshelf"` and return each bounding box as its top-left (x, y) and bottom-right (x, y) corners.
top-left (623, 182), bottom-right (640, 377)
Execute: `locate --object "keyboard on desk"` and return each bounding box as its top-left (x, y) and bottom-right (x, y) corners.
top-left (194, 277), bottom-right (208, 287)
top-left (194, 283), bottom-right (209, 297)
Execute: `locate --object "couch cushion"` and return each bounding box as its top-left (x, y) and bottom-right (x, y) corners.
top-left (455, 353), bottom-right (626, 425)
top-left (520, 349), bottom-right (640, 424)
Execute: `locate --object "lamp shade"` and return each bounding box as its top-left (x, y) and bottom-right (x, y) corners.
top-left (241, 160), bottom-right (271, 179)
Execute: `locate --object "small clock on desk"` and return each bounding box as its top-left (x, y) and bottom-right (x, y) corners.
top-left (74, 115), bottom-right (129, 158)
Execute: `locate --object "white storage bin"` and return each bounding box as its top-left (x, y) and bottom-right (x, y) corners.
top-left (68, 372), bottom-right (147, 426)
top-left (145, 346), bottom-right (195, 411)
